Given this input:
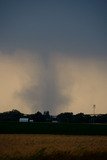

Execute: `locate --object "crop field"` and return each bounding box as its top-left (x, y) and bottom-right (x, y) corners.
top-left (0, 134), bottom-right (107, 160)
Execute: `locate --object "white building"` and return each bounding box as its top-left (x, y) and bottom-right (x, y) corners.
top-left (29, 119), bottom-right (33, 122)
top-left (19, 118), bottom-right (29, 122)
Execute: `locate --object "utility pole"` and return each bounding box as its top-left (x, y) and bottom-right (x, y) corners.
top-left (92, 104), bottom-right (96, 123)
top-left (93, 104), bottom-right (96, 116)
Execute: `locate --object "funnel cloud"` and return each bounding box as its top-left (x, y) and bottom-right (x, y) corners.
top-left (0, 51), bottom-right (107, 114)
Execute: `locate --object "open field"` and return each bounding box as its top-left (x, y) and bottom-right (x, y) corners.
top-left (0, 134), bottom-right (107, 160)
top-left (0, 121), bottom-right (107, 135)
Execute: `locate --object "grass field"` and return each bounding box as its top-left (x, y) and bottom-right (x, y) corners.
top-left (0, 121), bottom-right (107, 135)
top-left (0, 134), bottom-right (107, 160)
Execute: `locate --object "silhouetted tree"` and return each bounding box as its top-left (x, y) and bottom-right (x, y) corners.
top-left (43, 111), bottom-right (51, 122)
top-left (0, 109), bottom-right (23, 121)
top-left (0, 109), bottom-right (107, 123)
top-left (57, 112), bottom-right (74, 122)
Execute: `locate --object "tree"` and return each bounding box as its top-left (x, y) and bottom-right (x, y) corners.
top-left (57, 112), bottom-right (74, 122)
top-left (0, 109), bottom-right (23, 121)
top-left (43, 111), bottom-right (51, 122)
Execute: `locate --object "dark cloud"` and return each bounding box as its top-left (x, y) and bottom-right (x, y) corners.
top-left (0, 0), bottom-right (107, 57)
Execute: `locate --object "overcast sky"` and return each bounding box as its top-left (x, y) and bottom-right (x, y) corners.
top-left (0, 0), bottom-right (107, 114)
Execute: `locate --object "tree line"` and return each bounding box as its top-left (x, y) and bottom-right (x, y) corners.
top-left (0, 109), bottom-right (107, 123)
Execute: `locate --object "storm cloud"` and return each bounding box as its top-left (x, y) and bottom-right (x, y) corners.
top-left (0, 51), bottom-right (107, 114)
top-left (0, 0), bottom-right (107, 114)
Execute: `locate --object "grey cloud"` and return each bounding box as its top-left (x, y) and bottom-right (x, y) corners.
top-left (1, 50), bottom-right (107, 114)
top-left (15, 56), bottom-right (71, 114)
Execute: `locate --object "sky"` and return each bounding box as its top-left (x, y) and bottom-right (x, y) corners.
top-left (0, 0), bottom-right (107, 114)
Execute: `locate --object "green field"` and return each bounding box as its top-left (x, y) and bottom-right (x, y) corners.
top-left (0, 122), bottom-right (107, 135)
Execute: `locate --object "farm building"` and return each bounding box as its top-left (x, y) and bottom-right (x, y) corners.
top-left (51, 116), bottom-right (58, 123)
top-left (19, 118), bottom-right (29, 122)
top-left (19, 117), bottom-right (34, 122)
